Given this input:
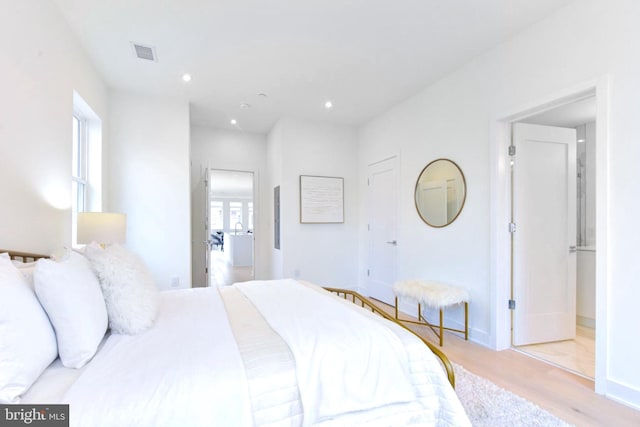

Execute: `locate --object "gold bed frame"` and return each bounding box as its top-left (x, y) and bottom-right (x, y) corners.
top-left (1, 250), bottom-right (455, 387)
top-left (2, 249), bottom-right (49, 262)
top-left (324, 287), bottom-right (455, 387)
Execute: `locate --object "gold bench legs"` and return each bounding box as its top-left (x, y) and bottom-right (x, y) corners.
top-left (395, 297), bottom-right (468, 346)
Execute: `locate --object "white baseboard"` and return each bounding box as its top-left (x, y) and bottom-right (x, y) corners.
top-left (576, 315), bottom-right (596, 329)
top-left (606, 379), bottom-right (640, 411)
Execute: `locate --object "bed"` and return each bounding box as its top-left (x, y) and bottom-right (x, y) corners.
top-left (1, 248), bottom-right (471, 427)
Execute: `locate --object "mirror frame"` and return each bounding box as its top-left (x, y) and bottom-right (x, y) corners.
top-left (414, 158), bottom-right (467, 228)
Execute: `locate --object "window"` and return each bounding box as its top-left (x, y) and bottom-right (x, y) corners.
top-left (71, 114), bottom-right (88, 244)
top-left (230, 202), bottom-right (243, 231)
top-left (210, 201), bottom-right (224, 230)
top-left (72, 91), bottom-right (102, 245)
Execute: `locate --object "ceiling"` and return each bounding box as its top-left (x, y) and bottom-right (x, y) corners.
top-left (210, 170), bottom-right (253, 199)
top-left (52, 0), bottom-right (574, 134)
top-left (520, 96), bottom-right (596, 128)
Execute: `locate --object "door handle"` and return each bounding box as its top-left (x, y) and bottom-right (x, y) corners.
top-left (386, 240), bottom-right (397, 245)
top-left (569, 245), bottom-right (577, 253)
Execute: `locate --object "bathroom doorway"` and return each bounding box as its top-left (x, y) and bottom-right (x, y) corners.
top-left (207, 169), bottom-right (255, 287)
top-left (511, 96), bottom-right (596, 379)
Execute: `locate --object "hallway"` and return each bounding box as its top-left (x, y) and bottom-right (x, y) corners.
top-left (209, 248), bottom-right (253, 287)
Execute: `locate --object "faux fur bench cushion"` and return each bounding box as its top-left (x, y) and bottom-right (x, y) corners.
top-left (393, 280), bottom-right (469, 308)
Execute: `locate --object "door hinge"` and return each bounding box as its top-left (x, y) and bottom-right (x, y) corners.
top-left (367, 178), bottom-right (370, 186)
top-left (508, 145), bottom-right (516, 156)
top-left (367, 224), bottom-right (370, 231)
top-left (367, 269), bottom-right (370, 277)
top-left (508, 222), bottom-right (516, 233)
top-left (508, 299), bottom-right (516, 310)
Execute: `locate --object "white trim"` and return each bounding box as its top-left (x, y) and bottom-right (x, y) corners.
top-left (593, 77), bottom-right (610, 396)
top-left (489, 77), bottom-right (610, 395)
top-left (605, 379), bottom-right (640, 411)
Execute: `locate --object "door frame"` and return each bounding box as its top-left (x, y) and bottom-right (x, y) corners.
top-left (489, 77), bottom-right (610, 394)
top-left (206, 167), bottom-right (257, 287)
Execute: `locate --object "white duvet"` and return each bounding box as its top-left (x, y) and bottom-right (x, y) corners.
top-left (61, 288), bottom-right (253, 427)
top-left (236, 280), bottom-right (471, 427)
top-left (236, 279), bottom-right (417, 425)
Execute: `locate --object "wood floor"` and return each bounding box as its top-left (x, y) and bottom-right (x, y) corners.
top-left (516, 325), bottom-right (595, 379)
top-left (209, 248), bottom-right (253, 286)
top-left (374, 301), bottom-right (640, 427)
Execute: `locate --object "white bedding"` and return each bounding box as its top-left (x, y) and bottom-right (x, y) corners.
top-left (61, 288), bottom-right (253, 427)
top-left (236, 279), bottom-right (417, 425)
top-left (22, 281), bottom-right (470, 427)
top-left (235, 280), bottom-right (470, 427)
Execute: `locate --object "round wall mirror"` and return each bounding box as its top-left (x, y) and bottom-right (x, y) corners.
top-left (414, 158), bottom-right (466, 227)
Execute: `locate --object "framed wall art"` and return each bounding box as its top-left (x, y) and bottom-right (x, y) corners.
top-left (299, 175), bottom-right (344, 223)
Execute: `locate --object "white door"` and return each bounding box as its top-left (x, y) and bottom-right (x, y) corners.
top-left (204, 168), bottom-right (211, 286)
top-left (512, 123), bottom-right (577, 346)
top-left (367, 157), bottom-right (398, 304)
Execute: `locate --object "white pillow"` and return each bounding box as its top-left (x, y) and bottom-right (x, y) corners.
top-left (0, 257), bottom-right (58, 403)
top-left (12, 260), bottom-right (38, 291)
top-left (84, 243), bottom-right (159, 335)
top-left (34, 251), bottom-right (108, 368)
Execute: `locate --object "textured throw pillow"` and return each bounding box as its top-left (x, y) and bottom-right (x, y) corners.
top-left (84, 243), bottom-right (159, 335)
top-left (0, 257), bottom-right (58, 403)
top-left (34, 251), bottom-right (108, 369)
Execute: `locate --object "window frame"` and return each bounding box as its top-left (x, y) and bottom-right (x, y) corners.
top-left (72, 114), bottom-right (89, 213)
top-left (72, 91), bottom-right (103, 246)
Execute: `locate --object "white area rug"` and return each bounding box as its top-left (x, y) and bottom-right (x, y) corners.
top-left (454, 363), bottom-right (574, 427)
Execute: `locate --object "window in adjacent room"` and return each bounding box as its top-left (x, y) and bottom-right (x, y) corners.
top-left (210, 200), bottom-right (224, 230)
top-left (230, 201), bottom-right (243, 231)
top-left (72, 91), bottom-right (102, 245)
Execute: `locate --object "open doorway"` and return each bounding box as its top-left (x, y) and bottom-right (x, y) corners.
top-left (207, 169), bottom-right (255, 287)
top-left (510, 96), bottom-right (596, 379)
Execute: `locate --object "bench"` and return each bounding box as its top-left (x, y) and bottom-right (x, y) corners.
top-left (393, 280), bottom-right (469, 346)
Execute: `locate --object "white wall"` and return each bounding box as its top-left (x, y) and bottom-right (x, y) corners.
top-left (266, 121), bottom-right (285, 279)
top-left (0, 1), bottom-right (108, 253)
top-left (190, 127), bottom-right (268, 285)
top-left (269, 118), bottom-right (359, 288)
top-left (109, 91), bottom-right (191, 290)
top-left (357, 0), bottom-right (640, 408)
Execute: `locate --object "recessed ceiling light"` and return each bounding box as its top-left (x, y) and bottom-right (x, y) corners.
top-left (324, 100), bottom-right (333, 109)
top-left (230, 119), bottom-right (237, 125)
top-left (258, 93), bottom-right (268, 98)
top-left (240, 103), bottom-right (251, 109)
top-left (182, 73), bottom-right (192, 82)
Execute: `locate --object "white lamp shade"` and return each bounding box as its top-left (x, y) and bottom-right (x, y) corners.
top-left (77, 212), bottom-right (126, 245)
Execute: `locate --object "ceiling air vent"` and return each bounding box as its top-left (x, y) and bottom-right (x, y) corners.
top-left (131, 42), bottom-right (157, 62)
